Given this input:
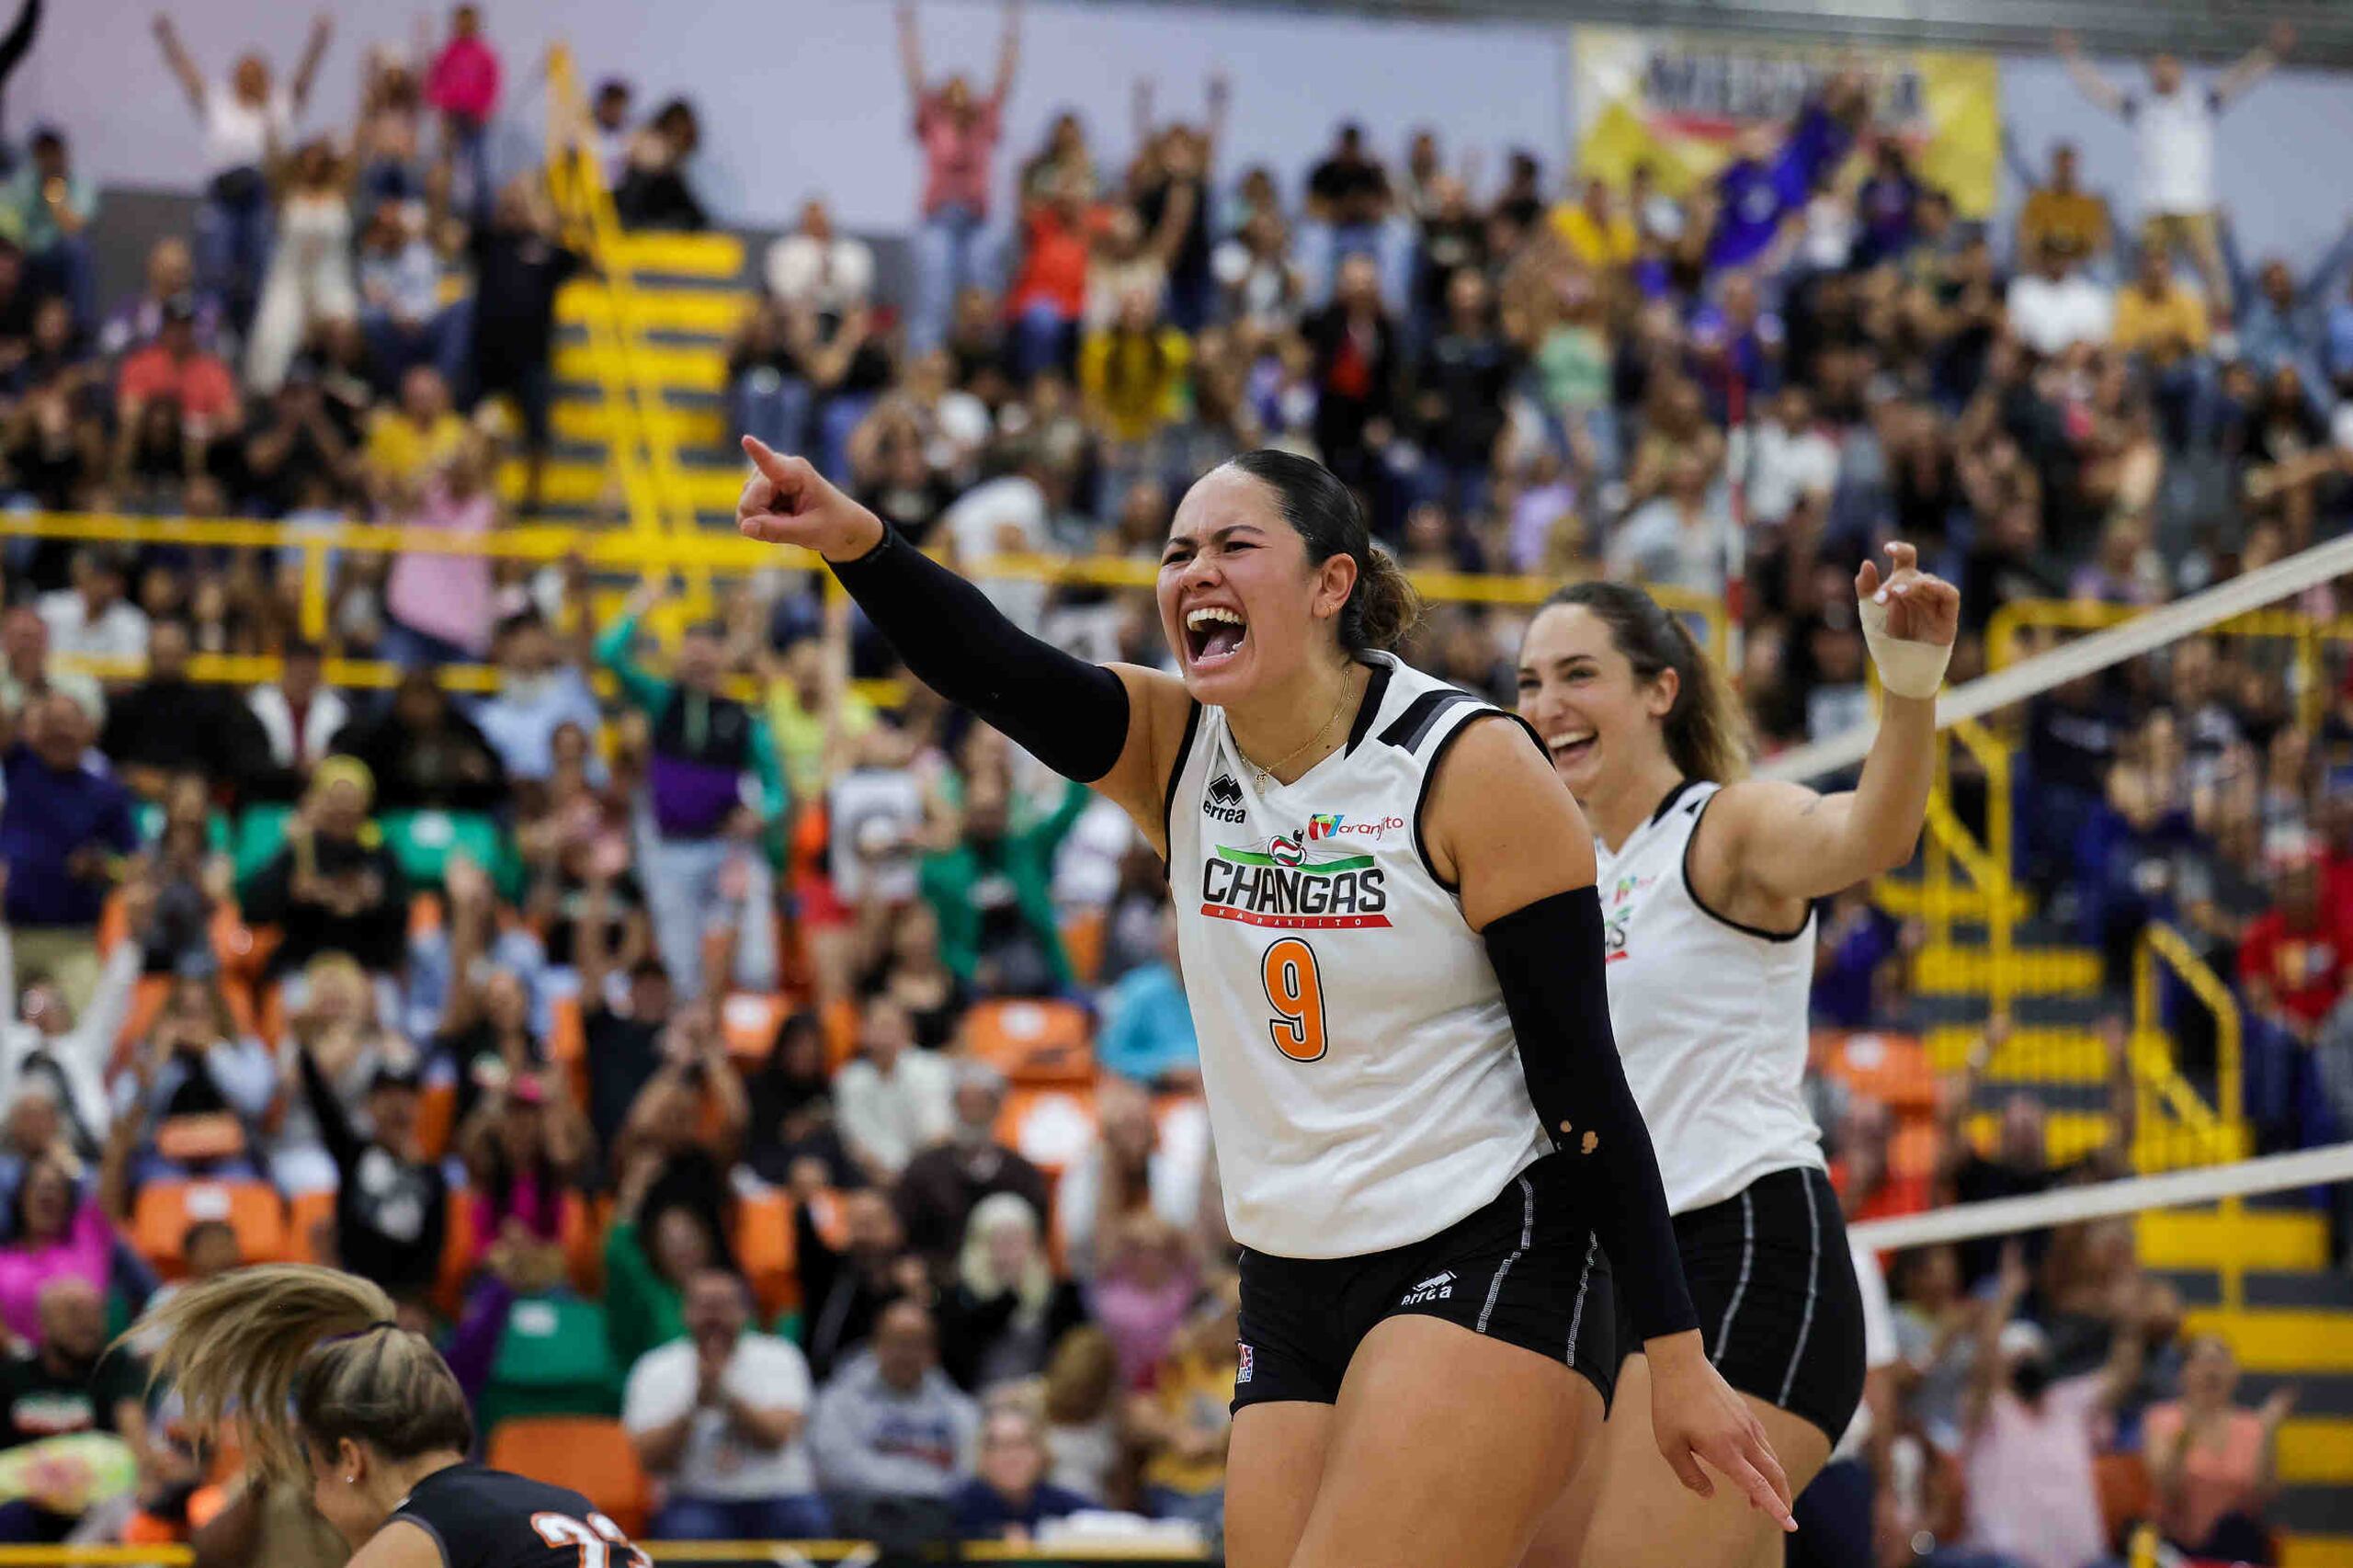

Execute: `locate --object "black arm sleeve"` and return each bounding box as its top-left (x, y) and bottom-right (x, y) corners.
top-left (830, 525), bottom-right (1131, 783)
top-left (1483, 886), bottom-right (1699, 1343)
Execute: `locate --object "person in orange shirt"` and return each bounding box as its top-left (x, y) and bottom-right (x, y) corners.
top-left (2141, 1335), bottom-right (2295, 1562)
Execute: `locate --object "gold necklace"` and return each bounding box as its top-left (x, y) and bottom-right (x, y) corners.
top-left (1237, 667), bottom-right (1358, 793)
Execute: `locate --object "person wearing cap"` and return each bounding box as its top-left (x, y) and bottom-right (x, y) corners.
top-left (239, 756), bottom-right (411, 982)
top-left (2238, 827), bottom-right (2351, 1149)
top-left (2, 128), bottom-right (97, 330)
top-left (114, 295), bottom-right (241, 450)
top-left (1959, 1242), bottom-right (2145, 1568)
top-left (596, 583), bottom-right (785, 1001)
top-left (295, 1018), bottom-right (446, 1301)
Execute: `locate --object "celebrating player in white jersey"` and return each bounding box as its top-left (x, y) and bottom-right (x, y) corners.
top-left (735, 437), bottom-right (1790, 1568)
top-left (1514, 551), bottom-right (1959, 1568)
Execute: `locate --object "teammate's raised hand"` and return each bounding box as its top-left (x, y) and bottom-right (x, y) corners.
top-left (1856, 541), bottom-right (1960, 648)
top-left (736, 435), bottom-right (885, 562)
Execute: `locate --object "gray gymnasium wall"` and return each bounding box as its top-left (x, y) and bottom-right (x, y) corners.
top-left (19, 0), bottom-right (2353, 274)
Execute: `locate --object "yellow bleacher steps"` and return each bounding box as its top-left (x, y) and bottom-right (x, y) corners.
top-left (1926, 1024), bottom-right (2110, 1079)
top-left (553, 340), bottom-right (728, 392)
top-left (603, 231), bottom-right (745, 278)
top-left (552, 400), bottom-right (728, 450)
top-left (1911, 943), bottom-right (2103, 996)
top-left (498, 458), bottom-right (744, 512)
top-left (555, 278), bottom-right (750, 336)
top-left (2183, 1308), bottom-right (2353, 1373)
top-left (2136, 1208), bottom-right (2329, 1271)
top-left (2286, 1536), bottom-right (2353, 1568)
top-left (2278, 1417), bottom-right (2353, 1485)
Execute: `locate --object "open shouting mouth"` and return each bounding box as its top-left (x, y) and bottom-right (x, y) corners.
top-left (1186, 605), bottom-right (1249, 667)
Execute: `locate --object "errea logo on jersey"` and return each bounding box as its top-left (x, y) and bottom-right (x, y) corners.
top-left (1399, 1270), bottom-right (1457, 1306)
top-left (1306, 812), bottom-right (1404, 842)
top-left (1202, 772), bottom-right (1247, 824)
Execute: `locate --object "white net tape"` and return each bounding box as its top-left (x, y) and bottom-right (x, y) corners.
top-left (1847, 1142), bottom-right (2353, 1252)
top-left (1759, 530), bottom-right (2353, 785)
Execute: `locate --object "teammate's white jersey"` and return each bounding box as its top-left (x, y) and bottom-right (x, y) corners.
top-left (1165, 653), bottom-right (1549, 1259)
top-left (1594, 778), bottom-right (1824, 1215)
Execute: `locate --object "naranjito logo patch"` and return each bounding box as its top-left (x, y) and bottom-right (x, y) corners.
top-left (1200, 839), bottom-right (1391, 929)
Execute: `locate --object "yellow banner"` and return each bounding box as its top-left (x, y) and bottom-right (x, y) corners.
top-left (1571, 28), bottom-right (2001, 218)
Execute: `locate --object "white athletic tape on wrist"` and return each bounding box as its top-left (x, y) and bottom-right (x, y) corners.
top-left (1760, 529), bottom-right (2353, 784)
top-left (1857, 595), bottom-right (1950, 700)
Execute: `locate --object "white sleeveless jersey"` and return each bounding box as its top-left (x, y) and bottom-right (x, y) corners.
top-left (1595, 778), bottom-right (1824, 1215)
top-left (1165, 654), bottom-right (1549, 1258)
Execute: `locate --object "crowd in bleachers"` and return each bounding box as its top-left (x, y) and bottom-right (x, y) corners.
top-left (0, 0), bottom-right (2347, 1560)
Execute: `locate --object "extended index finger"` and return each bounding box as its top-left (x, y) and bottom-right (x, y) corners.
top-left (741, 432), bottom-right (797, 483)
top-left (1717, 1439), bottom-right (1796, 1532)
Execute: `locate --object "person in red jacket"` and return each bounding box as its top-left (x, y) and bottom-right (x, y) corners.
top-left (2237, 827), bottom-right (2350, 1147)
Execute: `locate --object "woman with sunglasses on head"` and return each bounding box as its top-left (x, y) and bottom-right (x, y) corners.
top-left (733, 434), bottom-right (1791, 1568)
top-left (1513, 546), bottom-right (1959, 1568)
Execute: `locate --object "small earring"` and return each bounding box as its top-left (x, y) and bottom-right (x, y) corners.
top-left (344, 1476), bottom-right (356, 1485)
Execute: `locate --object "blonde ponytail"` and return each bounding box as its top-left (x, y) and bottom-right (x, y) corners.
top-left (133, 1265), bottom-right (472, 1479)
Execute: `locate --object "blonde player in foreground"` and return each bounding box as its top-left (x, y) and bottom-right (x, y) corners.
top-left (1516, 547), bottom-right (1959, 1568)
top-left (135, 1265), bottom-right (649, 1568)
top-left (736, 436), bottom-right (1790, 1568)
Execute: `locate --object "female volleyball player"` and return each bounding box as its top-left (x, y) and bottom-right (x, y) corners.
top-left (736, 436), bottom-right (1791, 1568)
top-left (136, 1264), bottom-right (649, 1568)
top-left (1514, 551), bottom-right (1959, 1568)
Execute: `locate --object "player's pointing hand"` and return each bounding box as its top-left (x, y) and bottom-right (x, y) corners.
top-left (736, 435), bottom-right (885, 562)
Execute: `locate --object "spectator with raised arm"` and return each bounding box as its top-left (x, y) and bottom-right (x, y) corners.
top-left (2142, 1336), bottom-right (2295, 1562)
top-left (239, 756), bottom-right (410, 983)
top-left (899, 0), bottom-right (1020, 355)
top-left (149, 9), bottom-right (335, 330)
top-left (423, 4), bottom-right (499, 210)
top-left (2055, 24), bottom-right (2293, 315)
top-left (594, 585), bottom-right (785, 999)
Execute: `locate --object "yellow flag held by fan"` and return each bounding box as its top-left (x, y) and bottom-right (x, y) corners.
top-left (1570, 27), bottom-right (2001, 219)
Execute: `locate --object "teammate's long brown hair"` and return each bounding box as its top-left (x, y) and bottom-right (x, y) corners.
top-left (135, 1264), bottom-right (473, 1480)
top-left (1542, 581), bottom-right (1752, 783)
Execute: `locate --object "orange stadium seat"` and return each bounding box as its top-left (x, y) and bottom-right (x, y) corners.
top-left (966, 998), bottom-right (1094, 1085)
top-left (1813, 1029), bottom-right (1940, 1113)
top-left (732, 1189), bottom-right (799, 1321)
top-left (2093, 1451), bottom-right (2153, 1550)
top-left (287, 1189), bottom-right (337, 1265)
top-left (485, 1417), bottom-right (649, 1540)
top-left (720, 992), bottom-right (789, 1062)
top-left (997, 1085), bottom-right (1099, 1176)
top-left (132, 1179), bottom-right (288, 1277)
top-left (1060, 910), bottom-right (1106, 985)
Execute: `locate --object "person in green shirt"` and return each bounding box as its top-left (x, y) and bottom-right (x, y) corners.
top-left (595, 587), bottom-right (788, 998)
top-left (918, 768), bottom-right (1091, 995)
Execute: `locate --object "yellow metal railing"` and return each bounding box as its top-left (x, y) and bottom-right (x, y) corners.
top-left (543, 43), bottom-right (706, 595)
top-left (1988, 599), bottom-right (2353, 732)
top-left (2133, 921), bottom-right (2249, 1311)
top-left (536, 48), bottom-right (662, 557)
top-left (0, 509), bottom-right (1728, 674)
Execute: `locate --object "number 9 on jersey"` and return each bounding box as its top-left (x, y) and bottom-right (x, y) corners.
top-left (1260, 937), bottom-right (1327, 1062)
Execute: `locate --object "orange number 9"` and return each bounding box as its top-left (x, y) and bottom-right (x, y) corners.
top-left (1261, 937), bottom-right (1328, 1062)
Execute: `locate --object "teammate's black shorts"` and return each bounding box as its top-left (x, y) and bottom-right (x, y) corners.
top-left (1233, 1152), bottom-right (1618, 1415)
top-left (1614, 1165), bottom-right (1865, 1444)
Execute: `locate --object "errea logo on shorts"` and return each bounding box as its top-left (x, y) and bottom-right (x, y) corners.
top-left (1399, 1270), bottom-right (1456, 1306)
top-left (1306, 812), bottom-right (1404, 842)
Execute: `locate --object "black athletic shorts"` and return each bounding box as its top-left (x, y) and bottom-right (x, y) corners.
top-left (1615, 1165), bottom-right (1866, 1445)
top-left (1233, 1152), bottom-right (1618, 1415)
